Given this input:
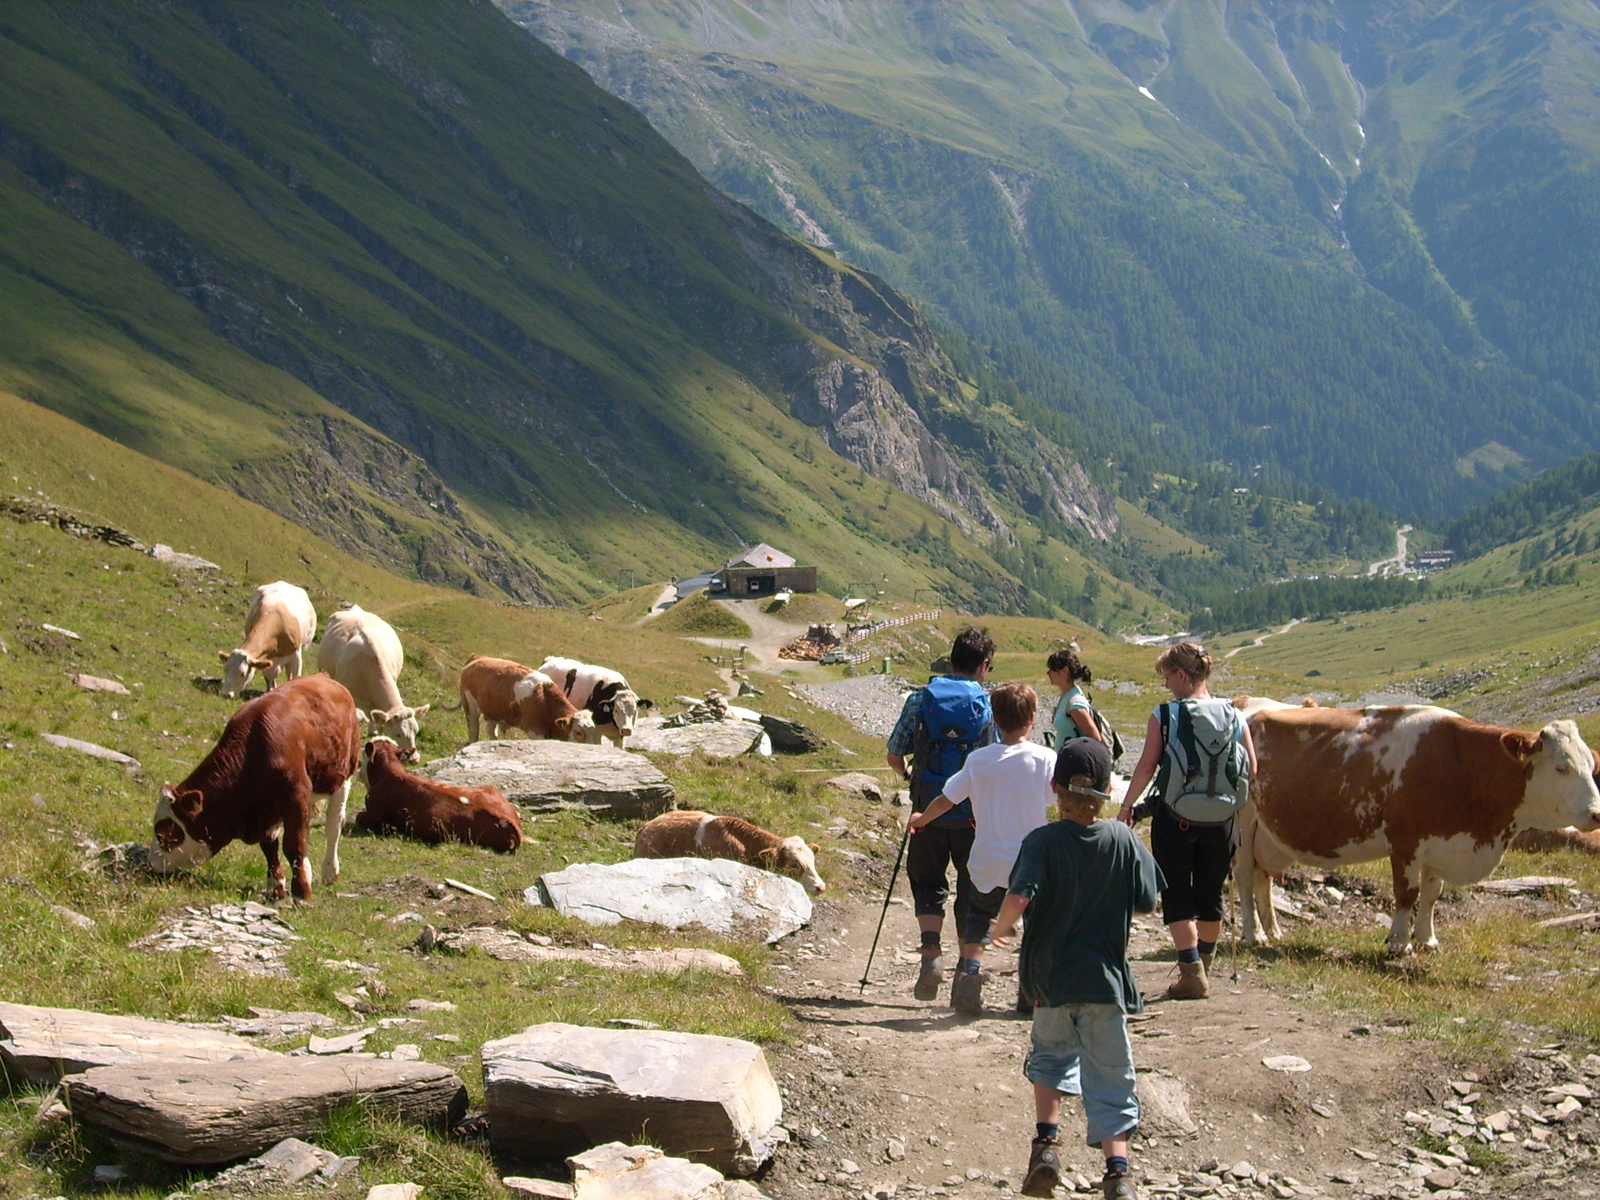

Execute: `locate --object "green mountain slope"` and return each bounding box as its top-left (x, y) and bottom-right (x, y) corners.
top-left (507, 0), bottom-right (1600, 518)
top-left (0, 0), bottom-right (1127, 616)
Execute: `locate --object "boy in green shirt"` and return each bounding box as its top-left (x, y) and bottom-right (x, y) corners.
top-left (991, 738), bottom-right (1164, 1200)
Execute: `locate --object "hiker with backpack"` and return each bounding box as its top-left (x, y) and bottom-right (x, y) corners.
top-left (1046, 647), bottom-right (1124, 761)
top-left (887, 626), bottom-right (997, 1002)
top-left (907, 682), bottom-right (1056, 1015)
top-left (1119, 642), bottom-right (1256, 1002)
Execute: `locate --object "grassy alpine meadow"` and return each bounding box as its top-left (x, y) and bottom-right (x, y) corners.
top-left (0, 451), bottom-right (896, 1197)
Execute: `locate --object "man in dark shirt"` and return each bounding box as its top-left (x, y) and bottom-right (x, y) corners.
top-left (991, 738), bottom-right (1164, 1200)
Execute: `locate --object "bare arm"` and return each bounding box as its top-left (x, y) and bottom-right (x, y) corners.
top-left (1119, 712), bottom-right (1164, 824)
top-left (1240, 718), bottom-right (1258, 777)
top-left (988, 893), bottom-right (1031, 945)
top-left (908, 794), bottom-right (954, 831)
top-left (1069, 706), bottom-right (1103, 742)
top-left (887, 752), bottom-right (909, 780)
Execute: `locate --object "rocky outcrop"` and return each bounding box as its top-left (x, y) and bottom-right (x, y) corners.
top-left (530, 857), bottom-right (812, 943)
top-left (482, 1024), bottom-right (783, 1176)
top-left (790, 359), bottom-right (1005, 535)
top-left (65, 1057), bottom-right (467, 1163)
top-left (417, 740), bottom-right (673, 819)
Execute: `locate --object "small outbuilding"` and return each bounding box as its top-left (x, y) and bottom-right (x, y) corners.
top-left (714, 544), bottom-right (816, 598)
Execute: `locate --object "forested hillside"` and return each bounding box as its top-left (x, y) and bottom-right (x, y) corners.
top-left (0, 0), bottom-right (1141, 617)
top-left (509, 0), bottom-right (1600, 520)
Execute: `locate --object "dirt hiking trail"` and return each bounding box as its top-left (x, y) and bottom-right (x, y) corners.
top-left (755, 877), bottom-right (1597, 1200)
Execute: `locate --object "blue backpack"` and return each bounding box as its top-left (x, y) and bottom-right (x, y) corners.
top-left (912, 675), bottom-right (992, 826)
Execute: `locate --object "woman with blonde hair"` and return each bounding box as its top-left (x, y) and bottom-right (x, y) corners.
top-left (1120, 641), bottom-right (1255, 1001)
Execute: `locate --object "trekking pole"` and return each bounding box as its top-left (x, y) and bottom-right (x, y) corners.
top-left (1228, 871), bottom-right (1240, 983)
top-left (860, 825), bottom-right (911, 994)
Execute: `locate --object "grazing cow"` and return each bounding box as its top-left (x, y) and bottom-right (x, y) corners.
top-left (536, 656), bottom-right (649, 747)
top-left (148, 673), bottom-right (360, 903)
top-left (356, 737), bottom-right (521, 852)
top-left (1237, 703), bottom-right (1600, 954)
top-left (318, 606), bottom-right (429, 760)
top-left (220, 581), bottom-right (317, 698)
top-left (634, 810), bottom-right (825, 894)
top-left (457, 655), bottom-right (592, 743)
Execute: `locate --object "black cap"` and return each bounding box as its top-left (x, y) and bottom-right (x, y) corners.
top-left (1054, 737), bottom-right (1113, 798)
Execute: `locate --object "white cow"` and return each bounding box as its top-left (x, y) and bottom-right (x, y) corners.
top-left (537, 655), bottom-right (647, 747)
top-left (318, 606), bottom-right (429, 760)
top-left (219, 582), bottom-right (316, 698)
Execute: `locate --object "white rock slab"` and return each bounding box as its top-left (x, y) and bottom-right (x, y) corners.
top-left (437, 926), bottom-right (744, 975)
top-left (627, 718), bottom-right (771, 758)
top-left (39, 732), bottom-right (138, 766)
top-left (150, 543), bottom-right (220, 570)
top-left (569, 1142), bottom-right (722, 1198)
top-left (417, 740), bottom-right (673, 819)
top-left (483, 1024), bottom-right (782, 1176)
top-left (65, 1056), bottom-right (467, 1163)
top-left (72, 674), bottom-right (130, 695)
top-left (0, 1001), bottom-right (278, 1087)
top-left (530, 858), bottom-right (811, 943)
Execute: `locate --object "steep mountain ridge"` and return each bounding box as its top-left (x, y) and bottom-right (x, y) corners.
top-left (509, 0), bottom-right (1600, 518)
top-left (0, 0), bottom-right (1122, 614)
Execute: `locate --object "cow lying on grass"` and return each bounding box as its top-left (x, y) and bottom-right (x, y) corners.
top-left (149, 673), bottom-right (359, 903)
top-left (1236, 698), bottom-right (1600, 955)
top-left (356, 737), bottom-right (522, 852)
top-left (634, 811), bottom-right (825, 894)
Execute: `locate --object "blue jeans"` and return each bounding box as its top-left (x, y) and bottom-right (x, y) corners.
top-left (1025, 1003), bottom-right (1140, 1147)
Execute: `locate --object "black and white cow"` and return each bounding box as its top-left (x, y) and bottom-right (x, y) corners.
top-left (536, 656), bottom-right (650, 748)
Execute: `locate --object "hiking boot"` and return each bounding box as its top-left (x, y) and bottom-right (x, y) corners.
top-left (1101, 1171), bottom-right (1139, 1200)
top-left (1163, 959), bottom-right (1210, 1001)
top-left (1021, 1137), bottom-right (1061, 1197)
top-left (914, 954), bottom-right (945, 1001)
top-left (950, 969), bottom-right (983, 1016)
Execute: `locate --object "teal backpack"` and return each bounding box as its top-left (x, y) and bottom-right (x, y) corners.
top-left (1155, 697), bottom-right (1249, 826)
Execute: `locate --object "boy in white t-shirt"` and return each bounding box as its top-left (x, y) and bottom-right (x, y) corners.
top-left (908, 682), bottom-right (1055, 1016)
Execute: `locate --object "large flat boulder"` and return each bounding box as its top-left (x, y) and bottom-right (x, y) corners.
top-left (627, 718), bottom-right (770, 758)
top-left (0, 1002), bottom-right (278, 1087)
top-left (65, 1056), bottom-right (467, 1163)
top-left (483, 1024), bottom-right (782, 1176)
top-left (530, 858), bottom-right (811, 944)
top-left (417, 740), bottom-right (672, 819)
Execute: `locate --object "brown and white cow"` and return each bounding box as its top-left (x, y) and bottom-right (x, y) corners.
top-left (457, 655), bottom-right (593, 743)
top-left (319, 606), bottom-right (429, 759)
top-left (1238, 703), bottom-right (1600, 954)
top-left (356, 737), bottom-right (521, 852)
top-left (536, 655), bottom-right (648, 747)
top-left (634, 810), bottom-right (825, 894)
top-left (219, 581), bottom-right (317, 697)
top-left (148, 673), bottom-right (360, 903)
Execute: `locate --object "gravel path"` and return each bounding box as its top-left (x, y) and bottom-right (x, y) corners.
top-left (798, 674), bottom-right (914, 739)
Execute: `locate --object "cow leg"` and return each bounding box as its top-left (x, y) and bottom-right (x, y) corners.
top-left (464, 693), bottom-right (481, 742)
top-left (260, 829), bottom-right (286, 901)
top-left (284, 812), bottom-right (313, 904)
top-left (262, 663), bottom-right (281, 690)
top-left (285, 647), bottom-right (303, 682)
top-left (321, 777), bottom-right (353, 886)
top-left (1235, 808), bottom-right (1262, 946)
top-left (1413, 873), bottom-right (1445, 950)
top-left (1388, 857), bottom-right (1421, 955)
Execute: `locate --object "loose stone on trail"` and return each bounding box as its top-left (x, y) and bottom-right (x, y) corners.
top-left (483, 1023), bottom-right (783, 1176)
top-left (565, 1141), bottom-right (776, 1199)
top-left (530, 857), bottom-right (812, 943)
top-left (1262, 1055), bottom-right (1313, 1073)
top-left (65, 1056), bottom-right (468, 1163)
top-left (0, 1001), bottom-right (277, 1087)
top-left (417, 740), bottom-right (673, 819)
top-left (190, 1136), bottom-right (355, 1194)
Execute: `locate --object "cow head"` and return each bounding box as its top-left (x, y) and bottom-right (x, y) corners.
top-left (148, 783), bottom-right (215, 873)
top-left (765, 836), bottom-right (826, 895)
top-left (562, 708), bottom-right (597, 743)
top-left (1508, 721), bottom-right (1600, 832)
top-left (359, 736), bottom-right (401, 785)
top-left (367, 704), bottom-right (429, 761)
top-left (218, 649), bottom-right (272, 697)
top-left (471, 803), bottom-right (523, 854)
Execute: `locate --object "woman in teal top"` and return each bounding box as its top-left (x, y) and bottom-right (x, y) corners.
top-left (1046, 647), bottom-right (1103, 748)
